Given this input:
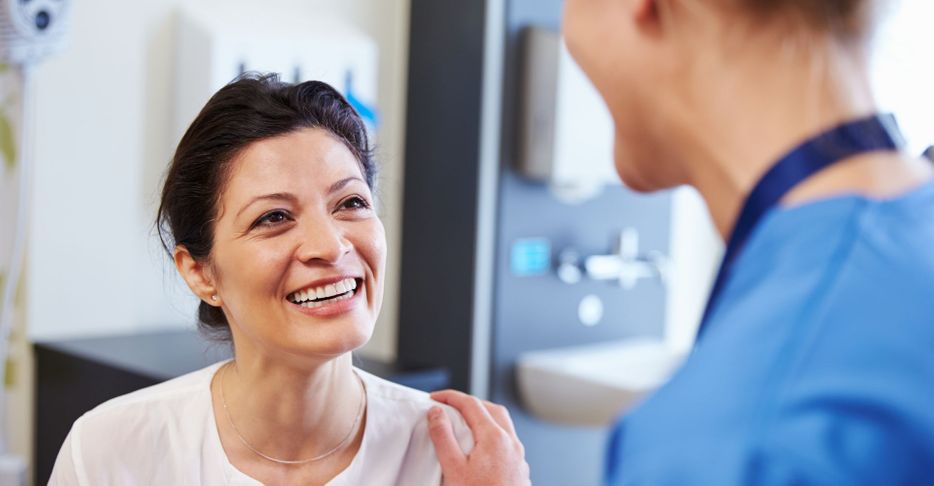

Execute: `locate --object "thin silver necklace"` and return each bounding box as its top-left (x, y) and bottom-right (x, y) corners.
top-left (219, 362), bottom-right (366, 465)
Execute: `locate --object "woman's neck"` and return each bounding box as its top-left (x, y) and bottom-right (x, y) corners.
top-left (216, 350), bottom-right (364, 463)
top-left (674, 36), bottom-right (932, 239)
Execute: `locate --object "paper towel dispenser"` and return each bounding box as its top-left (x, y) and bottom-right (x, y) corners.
top-left (518, 27), bottom-right (619, 203)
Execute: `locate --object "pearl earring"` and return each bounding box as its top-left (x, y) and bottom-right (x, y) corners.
top-left (211, 295), bottom-right (218, 301)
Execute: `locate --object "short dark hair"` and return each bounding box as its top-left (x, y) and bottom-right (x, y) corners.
top-left (156, 73), bottom-right (376, 341)
top-left (739, 0), bottom-right (877, 38)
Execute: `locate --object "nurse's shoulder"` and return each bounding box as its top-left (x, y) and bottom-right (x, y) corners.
top-left (606, 185), bottom-right (934, 485)
top-left (48, 362), bottom-right (223, 485)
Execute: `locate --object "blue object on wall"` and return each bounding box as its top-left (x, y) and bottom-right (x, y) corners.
top-left (345, 70), bottom-right (379, 128)
top-left (510, 238), bottom-right (551, 276)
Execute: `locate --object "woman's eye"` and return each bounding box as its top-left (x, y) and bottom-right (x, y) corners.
top-left (254, 210), bottom-right (290, 228)
top-left (339, 196), bottom-right (371, 211)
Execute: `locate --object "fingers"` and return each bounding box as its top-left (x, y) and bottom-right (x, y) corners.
top-left (482, 401), bottom-right (518, 438)
top-left (427, 406), bottom-right (466, 473)
top-left (432, 389), bottom-right (517, 436)
top-left (430, 390), bottom-right (497, 437)
top-left (521, 460), bottom-right (531, 485)
top-left (480, 401), bottom-right (524, 460)
top-left (429, 392), bottom-right (531, 486)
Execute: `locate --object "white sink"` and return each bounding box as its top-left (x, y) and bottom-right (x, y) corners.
top-left (516, 339), bottom-right (688, 427)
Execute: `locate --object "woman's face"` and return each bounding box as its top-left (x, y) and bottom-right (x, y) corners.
top-left (207, 127), bottom-right (385, 363)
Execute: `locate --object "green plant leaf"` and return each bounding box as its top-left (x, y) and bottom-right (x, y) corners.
top-left (4, 357), bottom-right (15, 387)
top-left (0, 114), bottom-right (16, 171)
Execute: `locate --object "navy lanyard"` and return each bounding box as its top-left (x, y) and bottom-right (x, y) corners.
top-left (696, 113), bottom-right (905, 339)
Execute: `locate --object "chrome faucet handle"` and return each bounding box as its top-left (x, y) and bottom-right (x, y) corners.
top-left (619, 227), bottom-right (639, 260)
top-left (557, 249), bottom-right (583, 285)
top-left (582, 228), bottom-right (669, 289)
top-left (645, 250), bottom-right (670, 286)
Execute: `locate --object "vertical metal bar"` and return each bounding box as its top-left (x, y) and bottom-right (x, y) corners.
top-left (470, 0), bottom-right (506, 398)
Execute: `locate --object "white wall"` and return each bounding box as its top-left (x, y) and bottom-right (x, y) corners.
top-left (666, 187), bottom-right (722, 352)
top-left (871, 0), bottom-right (934, 155)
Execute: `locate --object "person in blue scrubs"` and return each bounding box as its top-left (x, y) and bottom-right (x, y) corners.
top-left (424, 0), bottom-right (934, 484)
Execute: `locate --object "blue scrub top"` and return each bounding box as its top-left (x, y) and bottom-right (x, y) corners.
top-left (606, 180), bottom-right (934, 485)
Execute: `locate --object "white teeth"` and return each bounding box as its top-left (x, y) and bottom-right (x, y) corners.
top-left (289, 278), bottom-right (358, 304)
top-left (302, 290), bottom-right (353, 308)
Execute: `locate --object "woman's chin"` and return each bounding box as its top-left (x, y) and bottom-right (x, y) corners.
top-left (262, 317), bottom-right (374, 364)
top-left (308, 326), bottom-right (372, 359)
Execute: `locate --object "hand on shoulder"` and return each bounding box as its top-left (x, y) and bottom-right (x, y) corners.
top-left (427, 389), bottom-right (531, 486)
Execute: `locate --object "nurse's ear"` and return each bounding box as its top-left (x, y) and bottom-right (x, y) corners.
top-left (633, 0), bottom-right (659, 24)
top-left (620, 0), bottom-right (672, 48)
top-left (634, 0), bottom-right (702, 38)
top-left (174, 245), bottom-right (221, 306)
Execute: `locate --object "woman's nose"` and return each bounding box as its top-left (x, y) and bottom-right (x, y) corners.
top-left (295, 218), bottom-right (353, 264)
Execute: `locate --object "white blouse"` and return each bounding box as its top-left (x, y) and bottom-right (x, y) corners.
top-left (48, 361), bottom-right (473, 485)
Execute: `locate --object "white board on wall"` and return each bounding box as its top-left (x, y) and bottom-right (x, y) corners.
top-left (174, 2), bottom-right (379, 146)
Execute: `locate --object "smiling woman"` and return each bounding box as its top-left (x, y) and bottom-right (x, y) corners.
top-left (47, 74), bottom-right (472, 486)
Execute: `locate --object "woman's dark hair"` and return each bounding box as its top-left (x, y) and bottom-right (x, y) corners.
top-left (156, 73), bottom-right (375, 341)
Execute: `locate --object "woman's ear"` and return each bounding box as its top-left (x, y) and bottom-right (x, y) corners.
top-left (174, 245), bottom-right (220, 306)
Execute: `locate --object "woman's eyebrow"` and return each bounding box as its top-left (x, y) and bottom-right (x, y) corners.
top-left (328, 176), bottom-right (365, 195)
top-left (235, 178), bottom-right (364, 219)
top-left (236, 192), bottom-right (298, 219)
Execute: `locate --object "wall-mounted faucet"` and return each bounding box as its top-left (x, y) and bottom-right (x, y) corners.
top-left (558, 228), bottom-right (668, 289)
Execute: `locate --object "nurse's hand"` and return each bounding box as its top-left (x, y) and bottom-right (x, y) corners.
top-left (428, 390), bottom-right (531, 486)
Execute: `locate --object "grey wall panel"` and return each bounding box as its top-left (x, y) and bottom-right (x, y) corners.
top-left (397, 0), bottom-right (489, 391)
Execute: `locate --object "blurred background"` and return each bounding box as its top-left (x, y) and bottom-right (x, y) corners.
top-left (0, 0), bottom-right (931, 484)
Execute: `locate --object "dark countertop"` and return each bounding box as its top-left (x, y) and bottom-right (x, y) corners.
top-left (34, 328), bottom-right (449, 390)
top-left (36, 329), bottom-right (231, 382)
